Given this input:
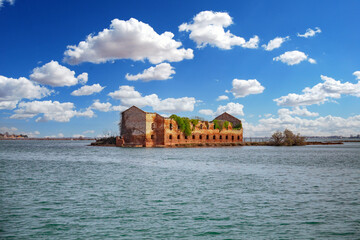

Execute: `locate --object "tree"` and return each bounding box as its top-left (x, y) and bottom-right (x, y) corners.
top-left (270, 131), bottom-right (285, 146)
top-left (270, 129), bottom-right (305, 146)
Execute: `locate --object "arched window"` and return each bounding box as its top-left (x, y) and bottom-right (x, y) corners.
top-left (170, 124), bottom-right (173, 130)
top-left (151, 123), bottom-right (155, 130)
top-left (219, 135), bottom-right (222, 140)
top-left (192, 135), bottom-right (195, 139)
top-left (199, 124), bottom-right (203, 129)
top-left (232, 136), bottom-right (234, 141)
top-left (169, 135), bottom-right (172, 139)
top-left (199, 135), bottom-right (202, 140)
top-left (237, 136), bottom-right (240, 140)
top-left (177, 135), bottom-right (180, 139)
top-left (213, 135), bottom-right (216, 140)
top-left (206, 135), bottom-right (209, 140)
top-left (226, 135), bottom-right (228, 140)
top-left (151, 135), bottom-right (154, 139)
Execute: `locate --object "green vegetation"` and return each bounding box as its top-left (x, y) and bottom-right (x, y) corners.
top-left (270, 129), bottom-right (305, 146)
top-left (223, 121), bottom-right (230, 130)
top-left (232, 122), bottom-right (242, 130)
top-left (213, 119), bottom-right (222, 131)
top-left (170, 114), bottom-right (197, 136)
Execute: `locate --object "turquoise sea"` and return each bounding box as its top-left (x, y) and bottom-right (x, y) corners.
top-left (0, 140), bottom-right (359, 239)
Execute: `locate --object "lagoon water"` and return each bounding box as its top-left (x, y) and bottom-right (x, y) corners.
top-left (0, 140), bottom-right (359, 239)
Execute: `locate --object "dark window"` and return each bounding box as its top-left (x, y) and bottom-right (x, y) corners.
top-left (177, 135), bottom-right (180, 139)
top-left (151, 135), bottom-right (154, 139)
top-left (185, 135), bottom-right (188, 139)
top-left (220, 135), bottom-right (222, 140)
top-left (151, 123), bottom-right (155, 130)
top-left (169, 135), bottom-right (172, 139)
top-left (200, 124), bottom-right (203, 129)
top-left (192, 135), bottom-right (195, 139)
top-left (226, 135), bottom-right (228, 140)
top-left (199, 135), bottom-right (202, 140)
top-left (178, 125), bottom-right (181, 130)
top-left (232, 136), bottom-right (234, 141)
top-left (170, 124), bottom-right (173, 130)
top-left (213, 135), bottom-right (216, 140)
top-left (214, 125), bottom-right (216, 129)
top-left (237, 136), bottom-right (240, 140)
top-left (206, 135), bottom-right (209, 140)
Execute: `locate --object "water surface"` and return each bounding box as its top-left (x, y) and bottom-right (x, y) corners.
top-left (1, 140), bottom-right (359, 239)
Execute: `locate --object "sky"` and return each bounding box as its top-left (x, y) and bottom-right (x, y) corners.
top-left (1, 0), bottom-right (360, 138)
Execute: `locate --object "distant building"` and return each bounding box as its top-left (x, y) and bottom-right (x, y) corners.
top-left (116, 106), bottom-right (243, 147)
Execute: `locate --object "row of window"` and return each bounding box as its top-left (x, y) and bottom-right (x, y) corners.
top-left (168, 134), bottom-right (241, 141)
top-left (169, 123), bottom-right (217, 131)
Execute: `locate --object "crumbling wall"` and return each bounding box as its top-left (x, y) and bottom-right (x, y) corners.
top-left (163, 119), bottom-right (243, 146)
top-left (145, 113), bottom-right (165, 147)
top-left (121, 107), bottom-right (146, 146)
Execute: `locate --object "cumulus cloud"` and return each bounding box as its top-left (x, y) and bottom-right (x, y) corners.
top-left (227, 79), bottom-right (265, 98)
top-left (0, 75), bottom-right (52, 110)
top-left (262, 36), bottom-right (289, 51)
top-left (216, 95), bottom-right (229, 101)
top-left (108, 85), bottom-right (196, 113)
top-left (10, 100), bottom-right (94, 122)
top-left (179, 11), bottom-right (259, 50)
top-left (297, 27), bottom-right (321, 38)
top-left (274, 75), bottom-right (360, 106)
top-left (90, 100), bottom-right (112, 112)
top-left (0, 0), bottom-right (14, 7)
top-left (273, 50), bottom-right (316, 65)
top-left (30, 61), bottom-right (88, 87)
top-left (64, 18), bottom-right (193, 65)
top-left (245, 113), bottom-right (360, 137)
top-left (199, 102), bottom-right (244, 117)
top-left (353, 71), bottom-right (360, 80)
top-left (125, 63), bottom-right (175, 82)
top-left (278, 107), bottom-right (319, 117)
top-left (71, 83), bottom-right (104, 96)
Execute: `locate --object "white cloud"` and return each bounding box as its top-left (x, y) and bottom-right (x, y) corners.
top-left (273, 50), bottom-right (315, 65)
top-left (274, 75), bottom-right (360, 106)
top-left (72, 134), bottom-right (85, 138)
top-left (278, 107), bottom-right (319, 117)
top-left (30, 61), bottom-right (88, 87)
top-left (0, 75), bottom-right (52, 110)
top-left (245, 113), bottom-right (360, 137)
top-left (199, 109), bottom-right (215, 116)
top-left (353, 71), bottom-right (360, 80)
top-left (83, 130), bottom-right (95, 134)
top-left (108, 85), bottom-right (196, 113)
top-left (10, 100), bottom-right (94, 122)
top-left (64, 18), bottom-right (193, 65)
top-left (0, 126), bottom-right (40, 138)
top-left (111, 105), bottom-right (128, 112)
top-left (179, 11), bottom-right (259, 50)
top-left (77, 73), bottom-right (88, 85)
top-left (0, 126), bottom-right (18, 133)
top-left (216, 95), bottom-right (229, 101)
top-left (125, 63), bottom-right (175, 82)
top-left (297, 27), bottom-right (321, 38)
top-left (241, 35), bottom-right (260, 49)
top-left (90, 100), bottom-right (112, 112)
top-left (228, 79), bottom-right (265, 98)
top-left (308, 58), bottom-right (317, 64)
top-left (71, 83), bottom-right (104, 96)
top-left (199, 102), bottom-right (244, 117)
top-left (58, 133), bottom-right (64, 138)
top-left (0, 0), bottom-right (14, 7)
top-left (262, 36), bottom-right (289, 51)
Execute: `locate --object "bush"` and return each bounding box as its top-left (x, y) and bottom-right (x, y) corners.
top-left (223, 121), bottom-right (229, 130)
top-left (270, 129), bottom-right (305, 146)
top-left (232, 122), bottom-right (242, 130)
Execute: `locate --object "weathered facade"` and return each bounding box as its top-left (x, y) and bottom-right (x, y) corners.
top-left (117, 106), bottom-right (243, 147)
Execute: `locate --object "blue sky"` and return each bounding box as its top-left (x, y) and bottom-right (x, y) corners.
top-left (1, 0), bottom-right (360, 137)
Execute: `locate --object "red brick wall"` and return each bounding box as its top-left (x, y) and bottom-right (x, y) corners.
top-left (121, 107), bottom-right (146, 146)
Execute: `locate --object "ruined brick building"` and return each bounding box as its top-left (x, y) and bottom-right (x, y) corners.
top-left (116, 106), bottom-right (243, 147)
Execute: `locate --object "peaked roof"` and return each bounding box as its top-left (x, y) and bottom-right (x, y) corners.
top-left (121, 105), bottom-right (146, 114)
top-left (213, 112), bottom-right (241, 122)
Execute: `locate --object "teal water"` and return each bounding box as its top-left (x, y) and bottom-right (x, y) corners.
top-left (0, 140), bottom-right (359, 239)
